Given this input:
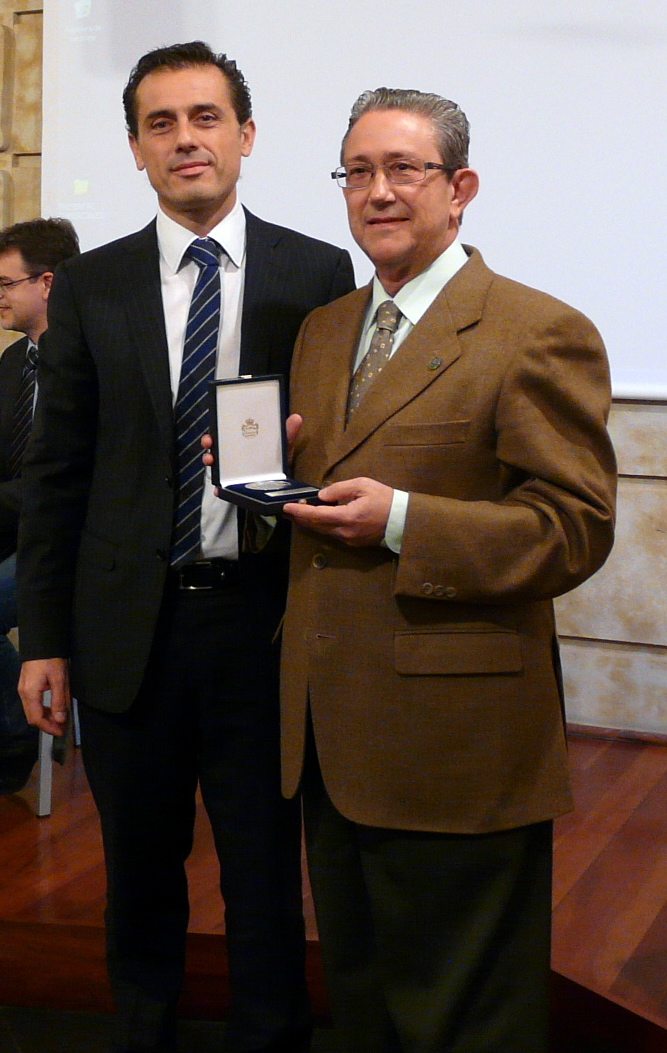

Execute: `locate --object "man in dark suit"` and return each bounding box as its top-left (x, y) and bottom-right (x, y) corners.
top-left (17, 42), bottom-right (353, 1053)
top-left (0, 217), bottom-right (79, 793)
top-left (277, 90), bottom-right (616, 1051)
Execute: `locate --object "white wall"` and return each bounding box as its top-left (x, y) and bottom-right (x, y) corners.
top-left (43, 0), bottom-right (667, 397)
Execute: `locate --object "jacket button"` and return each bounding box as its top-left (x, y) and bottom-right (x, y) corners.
top-left (165, 475), bottom-right (174, 488)
top-left (445, 586), bottom-right (457, 598)
top-left (433, 585), bottom-right (445, 597)
top-left (312, 553), bottom-right (327, 570)
top-left (155, 548), bottom-right (169, 562)
top-left (422, 582), bottom-right (433, 595)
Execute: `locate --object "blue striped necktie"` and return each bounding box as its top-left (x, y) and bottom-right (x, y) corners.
top-left (10, 342), bottom-right (38, 478)
top-left (171, 237), bottom-right (222, 567)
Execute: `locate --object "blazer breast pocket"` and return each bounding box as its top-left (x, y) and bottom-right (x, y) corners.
top-left (383, 420), bottom-right (470, 447)
top-left (395, 626), bottom-right (522, 676)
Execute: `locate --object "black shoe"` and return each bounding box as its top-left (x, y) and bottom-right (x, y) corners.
top-left (0, 741), bottom-right (39, 794)
top-left (247, 1025), bottom-right (313, 1052)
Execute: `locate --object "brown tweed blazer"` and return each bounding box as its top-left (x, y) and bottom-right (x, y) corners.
top-left (280, 247), bottom-right (616, 834)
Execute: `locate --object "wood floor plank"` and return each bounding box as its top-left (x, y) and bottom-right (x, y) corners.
top-left (553, 767), bottom-right (667, 1003)
top-left (565, 733), bottom-right (613, 773)
top-left (612, 893), bottom-right (667, 1026)
top-left (553, 738), bottom-right (633, 845)
top-left (553, 742), bottom-right (667, 906)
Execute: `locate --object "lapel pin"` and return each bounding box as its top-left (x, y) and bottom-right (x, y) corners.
top-left (428, 357), bottom-right (443, 370)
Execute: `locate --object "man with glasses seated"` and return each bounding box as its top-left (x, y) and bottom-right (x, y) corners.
top-left (0, 217), bottom-right (79, 793)
top-left (277, 89), bottom-right (617, 1052)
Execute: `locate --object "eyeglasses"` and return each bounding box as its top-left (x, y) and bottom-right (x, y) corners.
top-left (0, 273), bottom-right (42, 291)
top-left (331, 158), bottom-right (456, 190)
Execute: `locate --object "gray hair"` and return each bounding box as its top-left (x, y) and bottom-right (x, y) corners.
top-left (341, 87), bottom-right (470, 169)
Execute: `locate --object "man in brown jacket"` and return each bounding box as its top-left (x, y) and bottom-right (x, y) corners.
top-left (280, 89), bottom-right (616, 1052)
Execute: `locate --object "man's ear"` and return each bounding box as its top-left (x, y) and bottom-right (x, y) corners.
top-left (240, 118), bottom-right (256, 158)
top-left (41, 271), bottom-right (54, 299)
top-left (450, 168), bottom-right (480, 219)
top-left (128, 133), bottom-right (145, 172)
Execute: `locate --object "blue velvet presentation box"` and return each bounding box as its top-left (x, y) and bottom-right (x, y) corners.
top-left (208, 375), bottom-right (321, 513)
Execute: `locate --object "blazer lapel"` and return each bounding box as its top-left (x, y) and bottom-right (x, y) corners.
top-left (239, 209), bottom-right (281, 376)
top-left (123, 222), bottom-right (174, 459)
top-left (297, 287), bottom-right (369, 474)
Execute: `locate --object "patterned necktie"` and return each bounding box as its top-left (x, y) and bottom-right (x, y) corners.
top-left (347, 300), bottom-right (402, 420)
top-left (10, 342), bottom-right (38, 478)
top-left (171, 237), bottom-right (222, 567)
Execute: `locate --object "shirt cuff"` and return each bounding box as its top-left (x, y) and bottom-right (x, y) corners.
top-left (384, 489), bottom-right (409, 553)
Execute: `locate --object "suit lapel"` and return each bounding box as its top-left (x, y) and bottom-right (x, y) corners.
top-left (326, 248), bottom-right (493, 472)
top-left (123, 222), bottom-right (174, 458)
top-left (239, 209), bottom-right (281, 376)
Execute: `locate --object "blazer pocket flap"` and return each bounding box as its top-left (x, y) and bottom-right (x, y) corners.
top-left (383, 420), bottom-right (470, 446)
top-left (395, 628), bottom-right (522, 675)
top-left (77, 530), bottom-right (117, 571)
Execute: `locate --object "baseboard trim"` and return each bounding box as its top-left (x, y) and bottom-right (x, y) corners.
top-left (567, 722), bottom-right (667, 746)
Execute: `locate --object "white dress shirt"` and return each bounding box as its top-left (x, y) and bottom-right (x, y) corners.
top-left (356, 238), bottom-right (470, 552)
top-left (157, 200), bottom-right (246, 561)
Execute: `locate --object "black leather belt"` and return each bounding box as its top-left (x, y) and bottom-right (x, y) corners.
top-left (169, 559), bottom-right (241, 591)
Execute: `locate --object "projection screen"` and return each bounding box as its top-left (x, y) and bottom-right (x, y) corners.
top-left (42, 0), bottom-right (667, 398)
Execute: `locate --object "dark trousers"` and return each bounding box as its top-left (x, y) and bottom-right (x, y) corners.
top-left (302, 734), bottom-right (553, 1053)
top-left (79, 566), bottom-right (310, 1053)
top-left (0, 553), bottom-right (37, 793)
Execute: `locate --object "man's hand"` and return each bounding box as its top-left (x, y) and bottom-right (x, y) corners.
top-left (282, 477), bottom-right (393, 547)
top-left (19, 658), bottom-right (71, 736)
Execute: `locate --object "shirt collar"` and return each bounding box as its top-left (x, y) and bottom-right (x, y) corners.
top-left (367, 236), bottom-right (469, 329)
top-left (156, 198), bottom-right (246, 274)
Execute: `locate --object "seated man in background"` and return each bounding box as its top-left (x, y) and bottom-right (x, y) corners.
top-left (0, 217), bottom-right (80, 793)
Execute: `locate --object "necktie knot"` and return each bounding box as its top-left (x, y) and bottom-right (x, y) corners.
top-left (186, 238), bottom-right (221, 271)
top-left (376, 300), bottom-right (401, 334)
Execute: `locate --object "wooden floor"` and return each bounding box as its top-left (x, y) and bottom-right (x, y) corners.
top-left (553, 732), bottom-right (667, 1038)
top-left (1, 732), bottom-right (667, 1048)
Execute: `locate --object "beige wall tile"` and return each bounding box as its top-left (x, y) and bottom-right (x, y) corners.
top-left (560, 638), bottom-right (667, 735)
top-left (11, 149), bottom-right (39, 216)
top-left (0, 23), bottom-right (11, 152)
top-left (610, 401), bottom-right (667, 478)
top-left (12, 9), bottom-right (41, 154)
top-left (0, 166), bottom-right (10, 225)
top-left (555, 476), bottom-right (667, 647)
top-left (0, 1), bottom-right (42, 355)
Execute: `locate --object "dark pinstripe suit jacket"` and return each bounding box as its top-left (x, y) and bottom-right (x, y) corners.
top-left (17, 211), bottom-right (354, 710)
top-left (0, 335), bottom-right (29, 562)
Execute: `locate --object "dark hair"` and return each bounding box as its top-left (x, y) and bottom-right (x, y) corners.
top-left (123, 41), bottom-right (252, 137)
top-left (0, 217), bottom-right (80, 272)
top-left (342, 87), bottom-right (470, 170)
